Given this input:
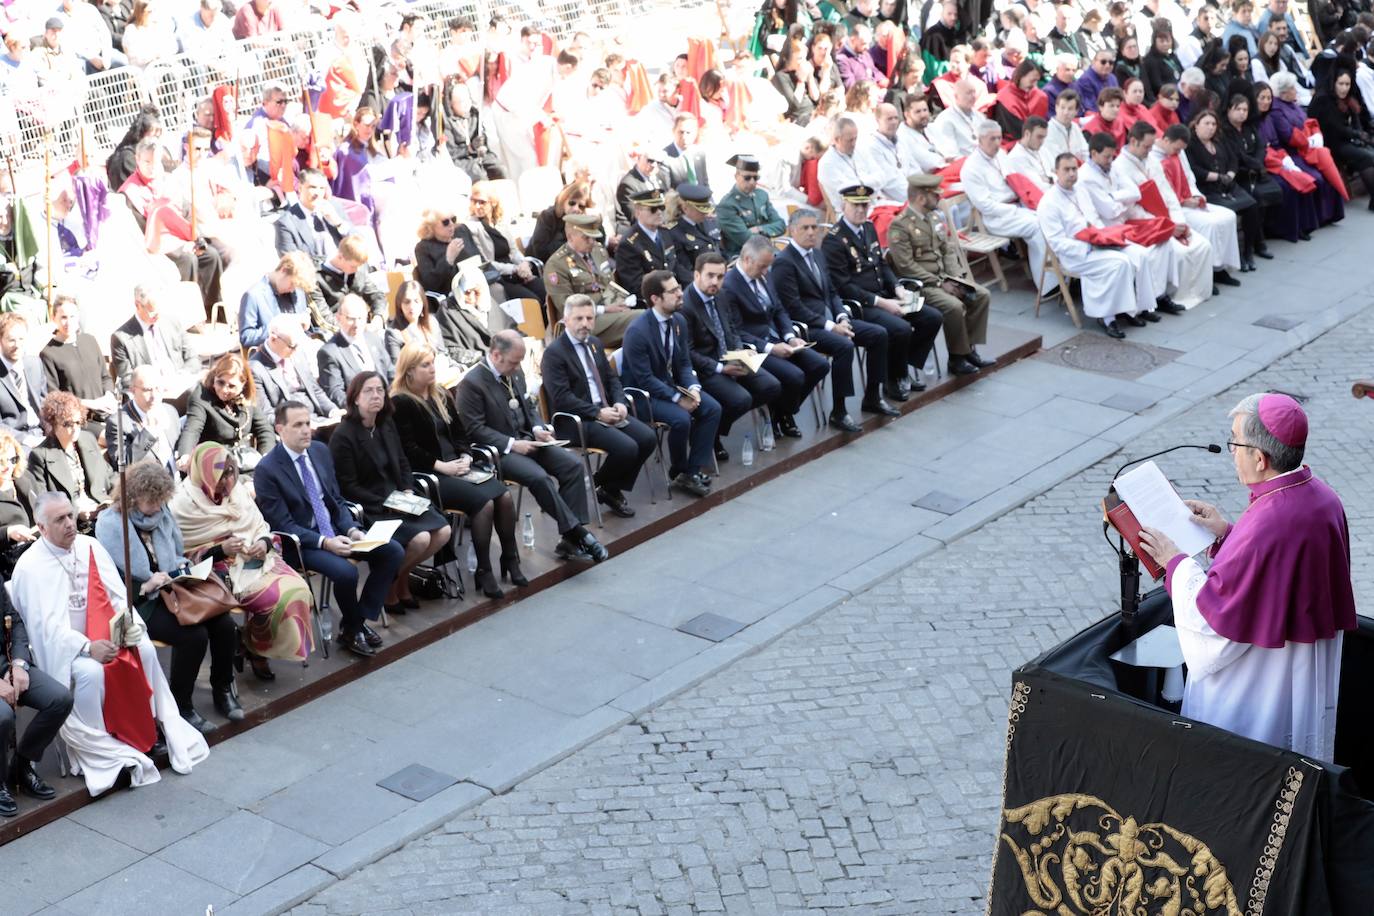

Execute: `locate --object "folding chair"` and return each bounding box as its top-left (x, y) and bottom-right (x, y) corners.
top-left (273, 532), bottom-right (331, 660)
top-left (411, 472), bottom-right (467, 601)
top-left (1034, 248), bottom-right (1083, 329)
top-left (940, 194), bottom-right (1010, 292)
top-left (894, 277), bottom-right (944, 379)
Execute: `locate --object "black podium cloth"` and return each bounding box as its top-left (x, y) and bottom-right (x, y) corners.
top-left (988, 588), bottom-right (1374, 915)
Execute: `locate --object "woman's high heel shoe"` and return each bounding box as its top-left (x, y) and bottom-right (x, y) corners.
top-left (499, 555), bottom-right (529, 587)
top-left (474, 567), bottom-right (504, 599)
top-left (249, 655), bottom-right (275, 681)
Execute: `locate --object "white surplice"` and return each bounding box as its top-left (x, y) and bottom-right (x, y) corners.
top-left (1039, 119), bottom-right (1088, 175)
top-left (1147, 145), bottom-right (1242, 271)
top-left (489, 51), bottom-right (556, 179)
top-left (1004, 142), bottom-right (1052, 189)
top-left (10, 535), bottom-right (209, 795)
top-left (1038, 182), bottom-right (1156, 318)
top-left (961, 148), bottom-right (1055, 293)
top-left (1170, 556), bottom-right (1343, 761)
top-left (1107, 151), bottom-right (1216, 306)
top-left (854, 130), bottom-right (909, 204)
top-left (816, 146), bottom-right (900, 214)
top-left (897, 123), bottom-right (946, 173)
top-left (929, 104), bottom-right (988, 159)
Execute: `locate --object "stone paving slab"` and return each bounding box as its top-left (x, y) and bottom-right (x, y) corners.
top-left (24, 209), bottom-right (1374, 914)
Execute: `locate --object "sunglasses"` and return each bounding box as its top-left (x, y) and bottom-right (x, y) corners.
top-left (439, 216), bottom-right (456, 226)
top-left (1, 455), bottom-right (18, 466)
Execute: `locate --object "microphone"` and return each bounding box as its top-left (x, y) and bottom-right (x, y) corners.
top-left (1112, 443), bottom-right (1222, 482)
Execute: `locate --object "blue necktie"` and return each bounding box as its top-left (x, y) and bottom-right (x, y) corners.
top-left (705, 296), bottom-right (727, 354)
top-left (297, 455), bottom-right (336, 539)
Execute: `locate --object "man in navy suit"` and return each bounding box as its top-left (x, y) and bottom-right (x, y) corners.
top-left (718, 236), bottom-right (830, 440)
top-left (254, 401), bottom-right (404, 658)
top-left (681, 252), bottom-right (781, 461)
top-left (769, 207), bottom-right (895, 432)
top-left (618, 270), bottom-right (721, 498)
top-left (273, 168), bottom-right (354, 267)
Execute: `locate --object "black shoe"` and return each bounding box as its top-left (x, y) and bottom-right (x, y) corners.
top-left (213, 687), bottom-right (245, 722)
top-left (579, 531), bottom-right (609, 564)
top-left (338, 630), bottom-right (377, 658)
top-left (183, 710), bottom-right (215, 735)
top-left (0, 785), bottom-right (16, 817)
top-left (11, 759), bottom-right (53, 801)
top-left (1211, 284), bottom-right (1220, 295)
top-left (1141, 310), bottom-right (1162, 322)
top-left (401, 597), bottom-right (420, 610)
top-left (1156, 297), bottom-right (1185, 315)
top-left (249, 654), bottom-right (275, 681)
top-left (150, 737), bottom-right (167, 758)
top-left (906, 373), bottom-right (927, 392)
top-left (897, 378), bottom-right (912, 396)
top-left (596, 487), bottom-right (635, 518)
top-left (775, 415), bottom-right (803, 439)
top-left (1298, 230), bottom-right (1312, 241)
top-left (474, 567), bottom-right (504, 599)
top-left (947, 355), bottom-right (979, 376)
top-left (1121, 313), bottom-right (1147, 328)
top-left (555, 535), bottom-right (595, 561)
top-left (1215, 270), bottom-right (1241, 287)
top-left (1239, 259), bottom-right (1252, 273)
top-left (671, 471), bottom-right (712, 498)
top-left (1099, 318), bottom-right (1125, 339)
top-left (1254, 245), bottom-right (1274, 259)
top-left (968, 349), bottom-right (997, 369)
top-left (882, 382), bottom-right (909, 402)
top-left (828, 412), bottom-right (859, 433)
top-left (713, 439), bottom-right (729, 462)
top-left (860, 397), bottom-right (900, 417)
top-left (361, 622), bottom-right (384, 648)
top-left (499, 554), bottom-right (529, 587)
top-left (384, 601), bottom-right (406, 616)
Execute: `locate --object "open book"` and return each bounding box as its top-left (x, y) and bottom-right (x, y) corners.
top-left (721, 348), bottom-right (768, 374)
top-left (1105, 460), bottom-right (1214, 579)
top-left (172, 557), bottom-right (214, 582)
top-left (383, 491), bottom-right (432, 517)
top-left (349, 519), bottom-right (402, 553)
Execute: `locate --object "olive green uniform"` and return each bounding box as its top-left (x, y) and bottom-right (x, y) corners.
top-left (885, 205), bottom-right (991, 357)
top-left (715, 186), bottom-right (786, 259)
top-left (542, 241), bottom-right (638, 348)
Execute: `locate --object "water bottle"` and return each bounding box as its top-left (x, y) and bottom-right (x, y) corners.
top-left (521, 513), bottom-right (536, 550)
top-left (759, 420), bottom-right (775, 452)
top-left (741, 434), bottom-right (755, 467)
top-left (466, 541), bottom-right (478, 573)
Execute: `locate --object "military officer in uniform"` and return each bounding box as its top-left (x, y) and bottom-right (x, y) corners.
top-left (886, 174), bottom-right (996, 376)
top-left (543, 213), bottom-right (638, 349)
top-left (666, 183), bottom-right (721, 288)
top-left (822, 185), bottom-right (943, 399)
top-left (614, 189), bottom-right (680, 305)
top-left (716, 155), bottom-right (786, 259)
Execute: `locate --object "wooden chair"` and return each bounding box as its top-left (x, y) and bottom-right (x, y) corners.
top-left (1033, 248), bottom-right (1083, 329)
top-left (939, 193), bottom-right (1010, 292)
top-left (515, 297), bottom-right (548, 341)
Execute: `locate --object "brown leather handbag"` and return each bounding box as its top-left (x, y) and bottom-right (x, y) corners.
top-left (160, 574), bottom-right (238, 626)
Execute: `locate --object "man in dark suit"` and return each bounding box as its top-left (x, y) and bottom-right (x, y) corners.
top-left (681, 252), bottom-right (782, 461)
top-left (614, 189), bottom-right (681, 307)
top-left (316, 294), bottom-right (395, 407)
top-left (0, 313), bottom-right (47, 448)
top-left (311, 234), bottom-right (390, 325)
top-left (666, 183), bottom-right (722, 288)
top-left (619, 270), bottom-right (721, 498)
top-left (822, 184), bottom-right (943, 399)
top-left (661, 114), bottom-right (711, 191)
top-left (770, 208), bottom-right (894, 432)
top-left (254, 401), bottom-right (404, 657)
top-left (108, 282), bottom-right (202, 391)
top-left (105, 364), bottom-right (181, 475)
top-left (457, 330), bottom-right (609, 563)
top-left (540, 295), bottom-right (656, 519)
top-left (250, 317), bottom-right (342, 421)
top-left (0, 581), bottom-right (71, 814)
top-left (613, 147), bottom-right (670, 236)
top-left (273, 168), bottom-right (354, 266)
top-left (718, 236), bottom-right (831, 440)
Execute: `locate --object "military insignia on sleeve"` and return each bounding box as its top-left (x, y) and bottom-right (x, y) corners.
top-left (548, 274), bottom-right (558, 286)
top-left (686, 234), bottom-right (696, 241)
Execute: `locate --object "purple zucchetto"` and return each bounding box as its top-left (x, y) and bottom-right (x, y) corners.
top-left (1257, 393), bottom-right (1308, 448)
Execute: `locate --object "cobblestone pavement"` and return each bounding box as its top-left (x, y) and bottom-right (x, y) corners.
top-left (293, 310), bottom-right (1374, 916)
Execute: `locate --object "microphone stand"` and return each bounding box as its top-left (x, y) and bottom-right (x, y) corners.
top-left (1105, 443), bottom-right (1222, 634)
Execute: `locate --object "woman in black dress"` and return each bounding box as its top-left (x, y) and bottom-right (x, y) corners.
top-left (1141, 22), bottom-right (1184, 103)
top-left (526, 181), bottom-right (593, 263)
top-left (1186, 108), bottom-right (1262, 271)
top-left (414, 207), bottom-right (482, 300)
top-left (1220, 91), bottom-right (1295, 249)
top-left (1307, 61), bottom-right (1374, 210)
top-left (330, 371), bottom-right (452, 612)
top-left (176, 352), bottom-right (276, 472)
top-left (390, 343), bottom-right (524, 598)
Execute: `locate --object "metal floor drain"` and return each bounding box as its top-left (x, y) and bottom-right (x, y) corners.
top-left (1254, 314), bottom-right (1302, 332)
top-left (912, 491), bottom-right (973, 515)
top-left (1036, 332), bottom-right (1184, 380)
top-left (377, 764), bottom-right (459, 801)
top-left (678, 613), bottom-right (747, 642)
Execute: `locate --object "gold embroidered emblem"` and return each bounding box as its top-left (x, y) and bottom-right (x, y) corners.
top-left (998, 793), bottom-right (1241, 915)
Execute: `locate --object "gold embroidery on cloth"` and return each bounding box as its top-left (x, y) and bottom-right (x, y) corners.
top-left (986, 681), bottom-right (1034, 914)
top-left (1245, 766), bottom-right (1304, 916)
top-left (998, 793), bottom-right (1242, 916)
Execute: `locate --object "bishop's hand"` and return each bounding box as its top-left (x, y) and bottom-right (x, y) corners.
top-left (1137, 527), bottom-right (1181, 566)
top-left (1183, 499), bottom-right (1229, 539)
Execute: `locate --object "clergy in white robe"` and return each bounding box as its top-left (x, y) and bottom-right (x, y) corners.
top-left (1038, 155), bottom-right (1157, 324)
top-left (11, 494), bottom-right (209, 795)
top-left (896, 96), bottom-right (948, 173)
top-left (929, 78), bottom-right (991, 159)
top-left (1039, 90), bottom-right (1089, 174)
top-left (1109, 124), bottom-right (1218, 306)
top-left (1150, 130), bottom-right (1242, 274)
top-left (961, 123), bottom-right (1056, 294)
top-left (1139, 393), bottom-right (1356, 761)
top-left (1004, 120), bottom-right (1053, 189)
top-left (853, 104), bottom-right (910, 204)
top-left (489, 37), bottom-right (557, 180)
top-left (817, 118), bottom-right (901, 213)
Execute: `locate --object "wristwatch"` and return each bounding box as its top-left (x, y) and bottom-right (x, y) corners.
top-left (11, 660), bottom-right (27, 671)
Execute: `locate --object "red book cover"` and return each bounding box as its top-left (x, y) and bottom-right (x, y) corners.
top-left (1105, 499), bottom-right (1166, 580)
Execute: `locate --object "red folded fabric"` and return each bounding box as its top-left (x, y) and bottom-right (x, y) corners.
top-left (1005, 173), bottom-right (1044, 209)
top-left (799, 157), bottom-right (823, 206)
top-left (936, 157), bottom-right (965, 197)
top-left (1263, 147), bottom-right (1318, 192)
top-left (1290, 124), bottom-right (1351, 199)
top-left (870, 203), bottom-right (903, 247)
top-left (1136, 179), bottom-right (1171, 218)
top-left (1074, 224), bottom-right (1129, 246)
top-left (687, 38), bottom-right (716, 83)
top-left (1123, 216), bottom-right (1177, 246)
top-left (84, 551), bottom-right (156, 753)
top-left (624, 61), bottom-right (653, 115)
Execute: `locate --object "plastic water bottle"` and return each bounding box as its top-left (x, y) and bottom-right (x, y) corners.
top-left (742, 434), bottom-right (755, 467)
top-left (759, 421), bottom-right (775, 452)
top-left (466, 541), bottom-right (478, 573)
top-left (521, 513), bottom-right (536, 550)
